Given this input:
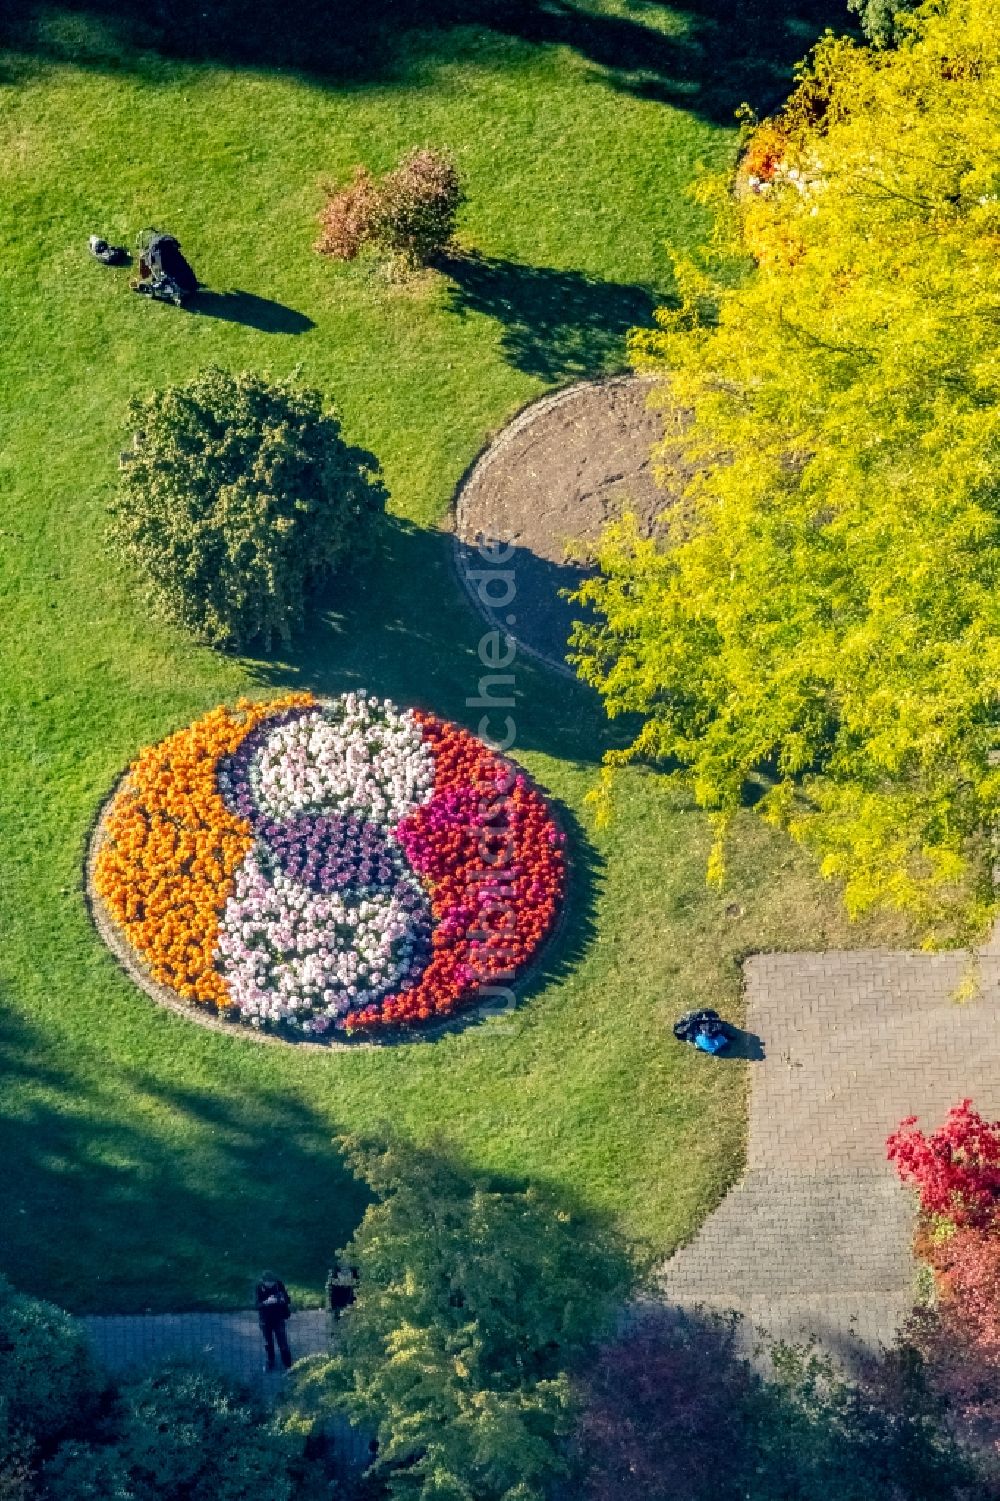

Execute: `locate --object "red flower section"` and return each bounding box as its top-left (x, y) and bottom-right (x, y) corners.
top-left (347, 713), bottom-right (565, 1032)
top-left (887, 1098), bottom-right (1000, 1230)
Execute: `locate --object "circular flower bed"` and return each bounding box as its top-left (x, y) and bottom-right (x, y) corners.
top-left (91, 693), bottom-right (566, 1038)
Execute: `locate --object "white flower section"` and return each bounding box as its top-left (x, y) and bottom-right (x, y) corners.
top-left (217, 853), bottom-right (432, 1033)
top-left (249, 692), bottom-right (435, 829)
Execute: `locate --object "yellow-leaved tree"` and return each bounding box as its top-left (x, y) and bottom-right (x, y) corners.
top-left (571, 0), bottom-right (1000, 943)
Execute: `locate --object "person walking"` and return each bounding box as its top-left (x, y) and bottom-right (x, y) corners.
top-left (255, 1270), bottom-right (293, 1373)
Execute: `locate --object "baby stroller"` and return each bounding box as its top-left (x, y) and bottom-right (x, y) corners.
top-left (132, 229), bottom-right (199, 305)
top-left (673, 1008), bottom-right (731, 1055)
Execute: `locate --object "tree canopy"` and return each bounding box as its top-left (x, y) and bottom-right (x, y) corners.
top-left (0, 1276), bottom-right (312, 1501)
top-left (111, 367), bottom-right (385, 651)
top-left (288, 1140), bottom-right (626, 1501)
top-left (571, 0), bottom-right (1000, 942)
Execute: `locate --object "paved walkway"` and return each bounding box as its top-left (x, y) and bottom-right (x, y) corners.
top-left (82, 1310), bottom-right (372, 1464)
top-left (657, 947), bottom-right (1000, 1366)
top-left (82, 1309), bottom-right (330, 1389)
top-left (81, 947), bottom-right (1000, 1398)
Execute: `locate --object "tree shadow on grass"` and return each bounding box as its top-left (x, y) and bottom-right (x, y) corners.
top-left (248, 515), bottom-right (630, 770)
top-left (453, 533), bottom-right (594, 678)
top-left (244, 517), bottom-right (610, 1040)
top-left (0, 993), bottom-right (634, 1321)
top-left (185, 289), bottom-right (316, 335)
top-left (0, 996), bottom-right (368, 1313)
top-left (440, 251), bottom-right (659, 383)
top-left (2, 0), bottom-right (856, 127)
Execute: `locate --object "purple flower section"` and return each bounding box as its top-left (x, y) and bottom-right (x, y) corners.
top-left (218, 703), bottom-right (316, 826)
top-left (244, 811), bottom-right (437, 1009)
top-left (257, 812), bottom-right (408, 895)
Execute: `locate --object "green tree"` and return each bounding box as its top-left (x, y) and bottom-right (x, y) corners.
top-left (288, 1140), bottom-right (627, 1501)
top-left (847, 0), bottom-right (920, 48)
top-left (111, 367), bottom-right (386, 650)
top-left (571, 0), bottom-right (1000, 942)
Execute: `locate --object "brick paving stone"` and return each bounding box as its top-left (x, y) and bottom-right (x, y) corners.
top-left (657, 945), bottom-right (1000, 1367)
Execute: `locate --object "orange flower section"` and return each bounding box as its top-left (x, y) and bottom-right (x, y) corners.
top-left (94, 695), bottom-right (316, 1006)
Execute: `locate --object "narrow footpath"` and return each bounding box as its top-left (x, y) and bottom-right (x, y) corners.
top-left (82, 1309), bottom-right (371, 1463)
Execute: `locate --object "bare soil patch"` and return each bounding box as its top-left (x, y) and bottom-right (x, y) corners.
top-left (453, 376), bottom-right (682, 673)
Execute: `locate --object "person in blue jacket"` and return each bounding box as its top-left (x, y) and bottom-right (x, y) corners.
top-left (673, 1008), bottom-right (730, 1054)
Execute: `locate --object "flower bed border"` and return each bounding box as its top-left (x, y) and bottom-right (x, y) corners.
top-left (83, 735), bottom-right (571, 1051)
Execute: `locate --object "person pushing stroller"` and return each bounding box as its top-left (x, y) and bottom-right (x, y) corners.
top-left (88, 226), bottom-right (199, 305)
top-left (673, 1008), bottom-right (731, 1055)
top-left (131, 229), bottom-right (199, 305)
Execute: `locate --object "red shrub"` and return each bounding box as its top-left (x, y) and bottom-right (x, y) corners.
top-left (315, 165), bottom-right (382, 260)
top-left (887, 1099), bottom-right (1000, 1229)
top-left (316, 148), bottom-right (463, 268)
top-left (930, 1228), bottom-right (1000, 1359)
top-left (903, 1297), bottom-right (1000, 1465)
top-left (577, 1314), bottom-right (755, 1501)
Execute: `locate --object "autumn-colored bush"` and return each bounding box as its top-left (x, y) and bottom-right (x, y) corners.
top-left (901, 1295), bottom-right (1000, 1470)
top-left (740, 119), bottom-right (789, 184)
top-left (890, 1103), bottom-right (1000, 1472)
top-left (316, 148), bottom-right (463, 268)
top-left (314, 165), bottom-right (382, 260)
top-left (931, 1228), bottom-right (1000, 1359)
top-left (376, 148), bottom-right (463, 266)
top-left (887, 1100), bottom-right (1000, 1230)
top-left (577, 1315), bottom-right (751, 1501)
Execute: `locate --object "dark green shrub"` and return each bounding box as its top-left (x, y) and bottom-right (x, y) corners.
top-left (111, 367), bottom-right (386, 650)
top-left (0, 1279), bottom-right (97, 1454)
top-left (42, 1365), bottom-right (303, 1501)
top-left (0, 1276), bottom-right (325, 1501)
top-left (39, 1441), bottom-right (132, 1501)
top-left (316, 149), bottom-right (463, 269)
top-left (115, 1365), bottom-right (299, 1501)
top-left (0, 1424), bottom-right (35, 1501)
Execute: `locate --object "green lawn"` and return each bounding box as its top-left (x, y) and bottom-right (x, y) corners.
top-left (0, 0), bottom-right (889, 1315)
